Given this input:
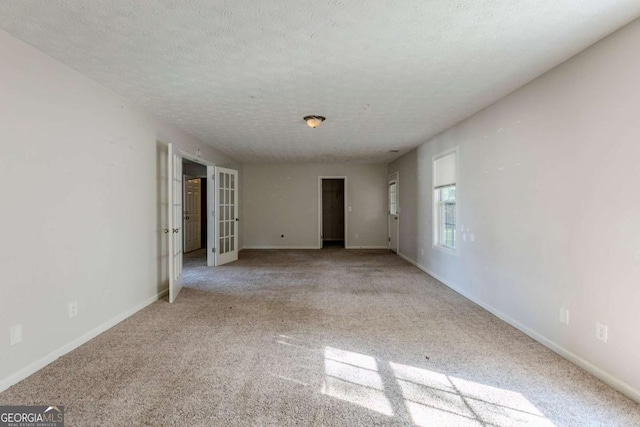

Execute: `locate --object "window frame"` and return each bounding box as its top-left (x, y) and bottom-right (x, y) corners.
top-left (432, 148), bottom-right (459, 255)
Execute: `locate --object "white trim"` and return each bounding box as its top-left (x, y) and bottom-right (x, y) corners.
top-left (178, 151), bottom-right (216, 268)
top-left (318, 176), bottom-right (348, 249)
top-left (345, 245), bottom-right (389, 249)
top-left (396, 251), bottom-right (418, 266)
top-left (243, 246), bottom-right (388, 250)
top-left (394, 251), bottom-right (640, 403)
top-left (432, 244), bottom-right (457, 256)
top-left (179, 150), bottom-right (215, 166)
top-left (242, 246), bottom-right (319, 250)
top-left (0, 289), bottom-right (169, 393)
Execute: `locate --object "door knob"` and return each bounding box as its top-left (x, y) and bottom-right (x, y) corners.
top-left (164, 229), bottom-right (169, 234)
top-left (173, 228), bottom-right (179, 233)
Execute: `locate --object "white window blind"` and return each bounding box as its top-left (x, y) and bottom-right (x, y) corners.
top-left (434, 152), bottom-right (456, 188)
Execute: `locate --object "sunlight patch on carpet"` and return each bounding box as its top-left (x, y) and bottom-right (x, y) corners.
top-left (321, 347), bottom-right (393, 416)
top-left (321, 347), bottom-right (555, 426)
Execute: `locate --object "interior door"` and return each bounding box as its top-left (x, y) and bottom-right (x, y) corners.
top-left (215, 167), bottom-right (239, 266)
top-left (157, 141), bottom-right (170, 291)
top-left (388, 173), bottom-right (399, 253)
top-left (184, 178), bottom-right (202, 253)
top-left (168, 143), bottom-right (183, 303)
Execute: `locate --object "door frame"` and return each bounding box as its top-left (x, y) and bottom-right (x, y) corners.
top-left (181, 151), bottom-right (215, 267)
top-left (388, 172), bottom-right (400, 252)
top-left (317, 176), bottom-right (348, 249)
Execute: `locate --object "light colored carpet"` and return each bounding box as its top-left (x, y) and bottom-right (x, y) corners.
top-left (1, 248), bottom-right (639, 426)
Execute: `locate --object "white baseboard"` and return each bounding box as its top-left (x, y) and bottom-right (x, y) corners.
top-left (345, 246), bottom-right (389, 249)
top-left (243, 245), bottom-right (389, 250)
top-left (242, 246), bottom-right (319, 250)
top-left (395, 251), bottom-right (640, 403)
top-left (397, 252), bottom-right (420, 267)
top-left (0, 288), bottom-right (169, 393)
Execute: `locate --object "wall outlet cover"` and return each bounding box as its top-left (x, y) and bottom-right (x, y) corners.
top-left (68, 301), bottom-right (78, 318)
top-left (559, 307), bottom-right (569, 325)
top-left (10, 324), bottom-right (22, 345)
top-left (596, 322), bottom-right (608, 343)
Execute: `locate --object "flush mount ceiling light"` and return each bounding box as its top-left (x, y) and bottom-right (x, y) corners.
top-left (303, 115), bottom-right (326, 128)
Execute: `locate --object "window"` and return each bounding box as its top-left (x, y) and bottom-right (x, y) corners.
top-left (389, 181), bottom-right (397, 215)
top-left (433, 151), bottom-right (457, 251)
top-left (437, 185), bottom-right (456, 248)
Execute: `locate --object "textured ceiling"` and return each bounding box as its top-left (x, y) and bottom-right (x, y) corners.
top-left (1, 1), bottom-right (640, 163)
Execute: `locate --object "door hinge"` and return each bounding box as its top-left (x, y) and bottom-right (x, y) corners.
top-left (212, 247), bottom-right (216, 253)
top-left (388, 237), bottom-right (391, 242)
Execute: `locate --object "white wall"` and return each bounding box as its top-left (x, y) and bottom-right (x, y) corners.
top-left (389, 18), bottom-right (640, 400)
top-left (243, 164), bottom-right (388, 249)
top-left (0, 30), bottom-right (241, 390)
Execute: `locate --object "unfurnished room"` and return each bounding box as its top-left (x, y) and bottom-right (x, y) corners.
top-left (1, 1), bottom-right (640, 426)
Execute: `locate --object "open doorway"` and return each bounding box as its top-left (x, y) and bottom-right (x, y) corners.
top-left (182, 158), bottom-right (208, 268)
top-left (320, 178), bottom-right (346, 248)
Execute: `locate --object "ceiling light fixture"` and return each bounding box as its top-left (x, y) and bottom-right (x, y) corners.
top-left (303, 115), bottom-right (326, 128)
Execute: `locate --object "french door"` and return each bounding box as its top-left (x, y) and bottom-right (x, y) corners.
top-left (215, 167), bottom-right (239, 266)
top-left (168, 143), bottom-right (183, 302)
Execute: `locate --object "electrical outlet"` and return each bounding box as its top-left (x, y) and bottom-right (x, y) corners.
top-left (596, 322), bottom-right (608, 343)
top-left (10, 324), bottom-right (22, 345)
top-left (559, 307), bottom-right (569, 325)
top-left (355, 234), bottom-right (359, 239)
top-left (421, 248), bottom-right (424, 256)
top-left (68, 301), bottom-right (78, 319)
